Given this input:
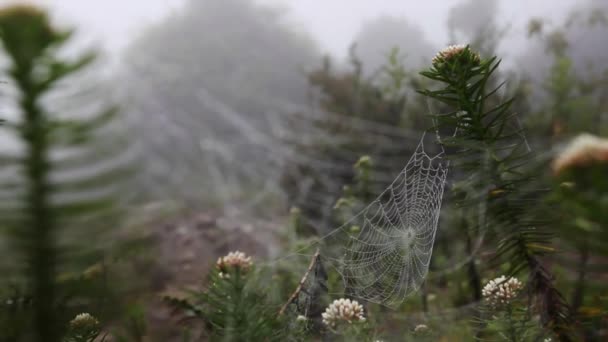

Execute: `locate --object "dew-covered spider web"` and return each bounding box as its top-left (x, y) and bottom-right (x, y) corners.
top-left (312, 134), bottom-right (448, 308)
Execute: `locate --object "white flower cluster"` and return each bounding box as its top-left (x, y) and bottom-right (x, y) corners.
top-left (216, 251), bottom-right (253, 278)
top-left (69, 312), bottom-right (99, 331)
top-left (322, 298), bottom-right (366, 328)
top-left (482, 276), bottom-right (523, 308)
top-left (432, 44), bottom-right (481, 67)
top-left (552, 133), bottom-right (608, 175)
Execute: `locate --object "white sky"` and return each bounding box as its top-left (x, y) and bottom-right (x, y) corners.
top-left (0, 0), bottom-right (577, 60)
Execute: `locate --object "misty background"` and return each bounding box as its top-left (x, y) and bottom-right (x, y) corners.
top-left (6, 0), bottom-right (576, 63)
top-left (2, 0), bottom-right (606, 223)
top-left (2, 0), bottom-right (606, 225)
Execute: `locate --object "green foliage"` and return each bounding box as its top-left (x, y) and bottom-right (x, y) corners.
top-left (63, 313), bottom-right (103, 342)
top-left (323, 319), bottom-right (371, 342)
top-left (480, 303), bottom-right (547, 341)
top-left (0, 285), bottom-right (32, 341)
top-left (524, 14), bottom-right (608, 141)
top-left (523, 13), bottom-right (608, 337)
top-left (166, 265), bottom-right (285, 341)
top-left (111, 305), bottom-right (147, 342)
top-left (419, 46), bottom-right (574, 339)
top-left (282, 48), bottom-right (432, 233)
top-left (552, 163), bottom-right (608, 256)
top-left (526, 51), bottom-right (601, 140)
top-left (0, 4), bottom-right (131, 341)
top-left (549, 154), bottom-right (608, 337)
top-left (334, 155), bottom-right (374, 219)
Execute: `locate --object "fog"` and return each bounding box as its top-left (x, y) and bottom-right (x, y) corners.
top-left (1, 0), bottom-right (601, 209)
top-left (5, 0), bottom-right (577, 64)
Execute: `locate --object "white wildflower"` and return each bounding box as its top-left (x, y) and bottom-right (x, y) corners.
top-left (69, 312), bottom-right (99, 331)
top-left (482, 276), bottom-right (523, 308)
top-left (552, 133), bottom-right (608, 175)
top-left (296, 315), bottom-right (307, 322)
top-left (216, 251), bottom-right (253, 275)
top-left (322, 298), bottom-right (366, 328)
top-left (414, 324), bottom-right (429, 333)
top-left (432, 44), bottom-right (480, 66)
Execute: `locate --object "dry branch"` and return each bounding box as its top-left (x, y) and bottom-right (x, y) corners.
top-left (278, 248), bottom-right (321, 317)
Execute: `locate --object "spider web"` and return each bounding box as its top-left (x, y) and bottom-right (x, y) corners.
top-left (322, 135), bottom-right (448, 307)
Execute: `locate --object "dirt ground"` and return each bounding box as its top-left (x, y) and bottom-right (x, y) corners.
top-left (127, 210), bottom-right (283, 341)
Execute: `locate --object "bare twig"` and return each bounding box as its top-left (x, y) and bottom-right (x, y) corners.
top-left (278, 248), bottom-right (321, 317)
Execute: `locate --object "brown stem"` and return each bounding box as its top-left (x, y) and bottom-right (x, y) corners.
top-left (278, 249), bottom-right (321, 317)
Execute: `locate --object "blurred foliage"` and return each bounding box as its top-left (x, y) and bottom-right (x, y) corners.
top-left (166, 262), bottom-right (294, 341)
top-left (522, 11), bottom-right (608, 340)
top-left (0, 4), bottom-right (134, 341)
top-left (524, 16), bottom-right (608, 142)
top-left (281, 47), bottom-right (437, 234)
top-left (419, 45), bottom-right (573, 339)
top-left (549, 151), bottom-right (608, 339)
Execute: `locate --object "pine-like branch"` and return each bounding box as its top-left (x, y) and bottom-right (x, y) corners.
top-left (420, 46), bottom-right (573, 340)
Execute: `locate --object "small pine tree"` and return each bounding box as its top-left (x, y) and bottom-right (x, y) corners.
top-left (419, 45), bottom-right (573, 339)
top-left (166, 252), bottom-right (286, 341)
top-left (0, 5), bottom-right (131, 341)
